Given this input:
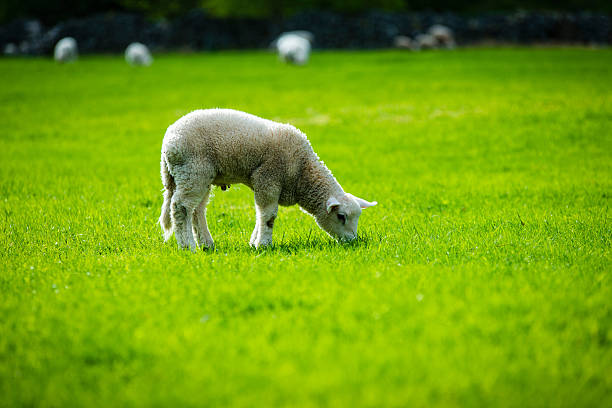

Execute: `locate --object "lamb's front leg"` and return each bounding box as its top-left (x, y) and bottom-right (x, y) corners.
top-left (249, 203), bottom-right (261, 247)
top-left (252, 201), bottom-right (278, 248)
top-left (250, 168), bottom-right (281, 248)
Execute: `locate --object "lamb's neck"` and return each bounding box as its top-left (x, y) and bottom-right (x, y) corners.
top-left (296, 159), bottom-right (344, 216)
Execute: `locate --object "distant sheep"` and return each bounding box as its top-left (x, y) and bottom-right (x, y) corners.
top-left (271, 30), bottom-right (314, 46)
top-left (413, 33), bottom-right (438, 50)
top-left (4, 43), bottom-right (18, 55)
top-left (125, 42), bottom-right (153, 66)
top-left (159, 109), bottom-right (377, 250)
top-left (274, 32), bottom-right (312, 65)
top-left (393, 35), bottom-right (413, 49)
top-left (428, 24), bottom-right (456, 48)
top-left (54, 37), bottom-right (78, 63)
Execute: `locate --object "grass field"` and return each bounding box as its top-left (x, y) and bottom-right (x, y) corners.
top-left (0, 48), bottom-right (611, 407)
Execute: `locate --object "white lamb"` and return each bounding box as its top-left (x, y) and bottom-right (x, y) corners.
top-left (54, 37), bottom-right (78, 63)
top-left (276, 33), bottom-right (311, 65)
top-left (159, 109), bottom-right (377, 251)
top-left (125, 42), bottom-right (153, 66)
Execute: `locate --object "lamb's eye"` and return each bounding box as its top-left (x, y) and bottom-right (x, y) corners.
top-left (337, 213), bottom-right (346, 224)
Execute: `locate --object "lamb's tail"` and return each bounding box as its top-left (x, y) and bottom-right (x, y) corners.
top-left (159, 153), bottom-right (175, 241)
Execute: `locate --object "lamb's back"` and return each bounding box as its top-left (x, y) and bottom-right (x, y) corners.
top-left (163, 109), bottom-right (309, 184)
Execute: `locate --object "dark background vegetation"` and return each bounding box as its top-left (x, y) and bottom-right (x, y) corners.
top-left (1, 0), bottom-right (610, 54)
top-left (2, 0), bottom-right (611, 24)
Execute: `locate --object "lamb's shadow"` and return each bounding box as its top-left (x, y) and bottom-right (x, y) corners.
top-left (247, 234), bottom-right (374, 255)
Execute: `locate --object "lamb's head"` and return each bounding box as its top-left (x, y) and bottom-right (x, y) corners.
top-left (315, 193), bottom-right (377, 241)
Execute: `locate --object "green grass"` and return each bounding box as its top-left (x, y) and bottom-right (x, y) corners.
top-left (0, 48), bottom-right (611, 407)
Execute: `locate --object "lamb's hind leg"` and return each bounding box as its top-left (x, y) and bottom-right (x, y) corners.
top-left (171, 190), bottom-right (201, 251)
top-left (193, 188), bottom-right (214, 250)
top-left (170, 163), bottom-right (213, 252)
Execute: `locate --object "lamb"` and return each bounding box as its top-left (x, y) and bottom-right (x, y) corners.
top-left (125, 42), bottom-right (153, 66)
top-left (159, 109), bottom-right (377, 251)
top-left (54, 37), bottom-right (78, 63)
top-left (275, 33), bottom-right (312, 65)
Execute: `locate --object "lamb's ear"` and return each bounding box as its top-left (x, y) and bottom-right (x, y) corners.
top-left (326, 196), bottom-right (341, 213)
top-left (348, 193), bottom-right (377, 209)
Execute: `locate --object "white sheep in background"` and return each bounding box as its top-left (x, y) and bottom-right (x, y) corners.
top-left (393, 35), bottom-right (413, 49)
top-left (271, 30), bottom-right (314, 47)
top-left (428, 24), bottom-right (456, 48)
top-left (54, 37), bottom-right (78, 62)
top-left (159, 109), bottom-right (377, 250)
top-left (275, 33), bottom-right (312, 65)
top-left (4, 43), bottom-right (18, 55)
top-left (125, 42), bottom-right (153, 66)
top-left (413, 33), bottom-right (438, 50)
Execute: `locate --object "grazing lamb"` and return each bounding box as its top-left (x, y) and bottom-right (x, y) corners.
top-left (159, 109), bottom-right (377, 251)
top-left (275, 33), bottom-right (312, 65)
top-left (428, 24), bottom-right (456, 49)
top-left (125, 42), bottom-right (153, 66)
top-left (54, 37), bottom-right (78, 62)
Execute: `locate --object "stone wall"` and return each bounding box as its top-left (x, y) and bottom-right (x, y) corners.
top-left (2, 10), bottom-right (610, 55)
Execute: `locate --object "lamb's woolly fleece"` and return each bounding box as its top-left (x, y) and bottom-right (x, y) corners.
top-left (276, 34), bottom-right (311, 65)
top-left (54, 37), bottom-right (78, 63)
top-left (159, 109), bottom-right (376, 250)
top-left (125, 42), bottom-right (153, 66)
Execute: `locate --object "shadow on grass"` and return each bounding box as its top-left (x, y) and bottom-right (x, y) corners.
top-left (159, 227), bottom-right (383, 256)
top-left (245, 231), bottom-right (378, 255)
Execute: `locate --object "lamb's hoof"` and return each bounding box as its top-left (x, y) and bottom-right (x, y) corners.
top-left (177, 241), bottom-right (197, 252)
top-left (200, 243), bottom-right (215, 251)
top-left (252, 239), bottom-right (272, 249)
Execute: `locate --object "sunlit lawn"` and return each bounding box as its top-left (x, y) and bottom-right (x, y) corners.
top-left (0, 48), bottom-right (611, 407)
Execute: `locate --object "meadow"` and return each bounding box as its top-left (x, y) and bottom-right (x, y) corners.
top-left (0, 48), bottom-right (611, 407)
